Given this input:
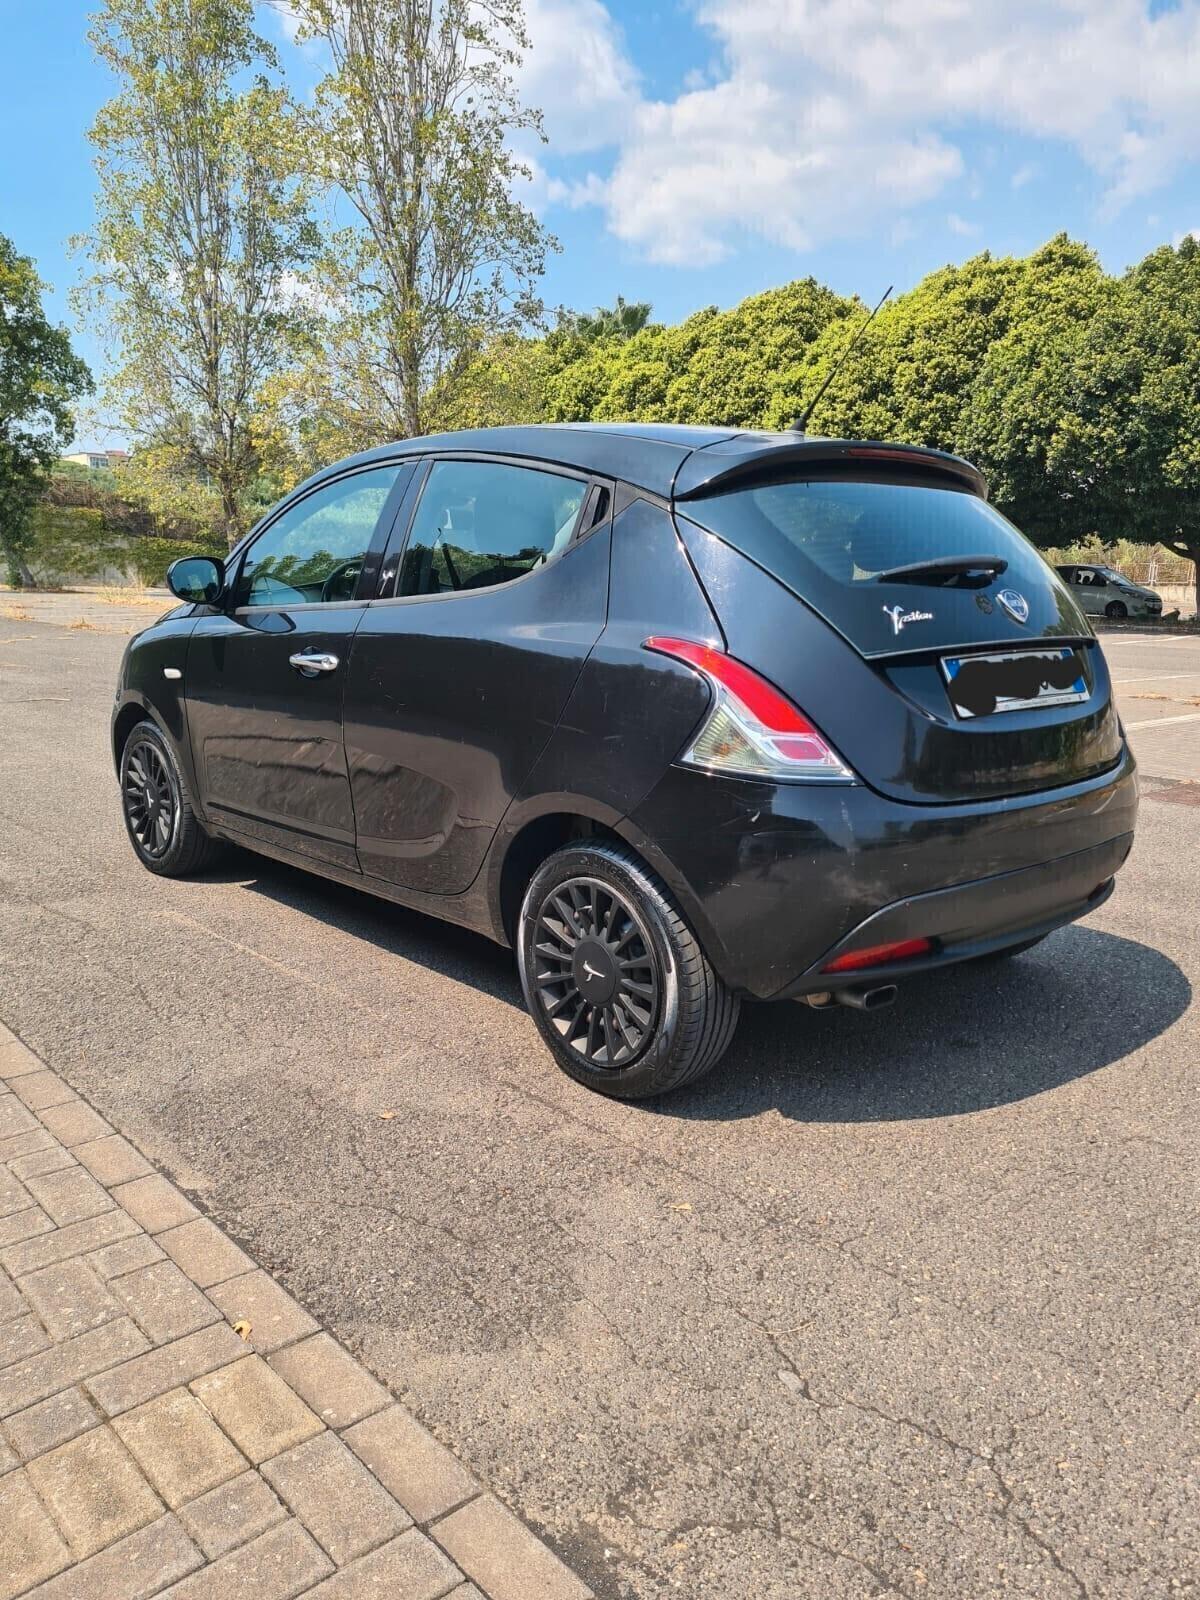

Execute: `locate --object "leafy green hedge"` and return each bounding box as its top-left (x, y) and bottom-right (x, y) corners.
top-left (126, 535), bottom-right (225, 586)
top-left (26, 504), bottom-right (222, 587)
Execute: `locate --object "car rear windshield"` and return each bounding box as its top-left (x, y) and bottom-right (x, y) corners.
top-left (678, 474), bottom-right (1063, 649)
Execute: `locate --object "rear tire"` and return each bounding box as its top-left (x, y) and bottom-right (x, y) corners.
top-left (119, 720), bottom-right (224, 877)
top-left (1105, 601), bottom-right (1128, 619)
top-left (517, 840), bottom-right (740, 1099)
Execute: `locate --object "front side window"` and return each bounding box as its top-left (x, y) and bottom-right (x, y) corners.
top-left (399, 460), bottom-right (586, 597)
top-left (241, 465), bottom-right (402, 606)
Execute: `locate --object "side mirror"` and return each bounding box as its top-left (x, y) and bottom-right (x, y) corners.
top-left (166, 555), bottom-right (225, 605)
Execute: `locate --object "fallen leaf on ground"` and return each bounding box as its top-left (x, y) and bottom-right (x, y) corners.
top-left (377, 1109), bottom-right (397, 1120)
top-left (233, 1320), bottom-right (252, 1340)
top-left (669, 1202), bottom-right (693, 1212)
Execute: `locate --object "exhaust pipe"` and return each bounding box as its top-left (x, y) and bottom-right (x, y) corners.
top-left (834, 983), bottom-right (897, 1012)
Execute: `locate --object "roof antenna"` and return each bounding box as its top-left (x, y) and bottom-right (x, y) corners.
top-left (790, 284), bottom-right (893, 434)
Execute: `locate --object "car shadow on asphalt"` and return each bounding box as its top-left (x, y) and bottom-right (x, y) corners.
top-left (209, 854), bottom-right (1189, 1123)
top-left (215, 848), bottom-right (527, 1008)
top-left (662, 926), bottom-right (1192, 1122)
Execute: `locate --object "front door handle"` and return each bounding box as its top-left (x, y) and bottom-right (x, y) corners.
top-left (289, 651), bottom-right (340, 675)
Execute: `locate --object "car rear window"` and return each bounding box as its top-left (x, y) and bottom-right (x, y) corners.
top-left (678, 474), bottom-right (1071, 653)
top-left (682, 477), bottom-right (1041, 587)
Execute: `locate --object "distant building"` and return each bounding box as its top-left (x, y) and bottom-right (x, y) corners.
top-left (62, 449), bottom-right (130, 471)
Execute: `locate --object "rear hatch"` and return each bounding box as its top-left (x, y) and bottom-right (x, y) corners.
top-left (673, 442), bottom-right (1123, 803)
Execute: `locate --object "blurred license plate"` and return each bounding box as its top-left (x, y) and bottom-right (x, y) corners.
top-left (941, 647), bottom-right (1088, 719)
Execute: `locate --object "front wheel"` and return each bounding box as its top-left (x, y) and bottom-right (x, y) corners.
top-left (517, 840), bottom-right (740, 1099)
top-left (120, 720), bottom-right (224, 877)
top-left (1105, 600), bottom-right (1128, 619)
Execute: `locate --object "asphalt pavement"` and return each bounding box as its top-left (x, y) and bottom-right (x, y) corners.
top-left (0, 606), bottom-right (1197, 1599)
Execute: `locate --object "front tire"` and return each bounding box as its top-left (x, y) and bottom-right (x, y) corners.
top-left (517, 841), bottom-right (740, 1099)
top-left (120, 720), bottom-right (224, 877)
top-left (1105, 600), bottom-right (1128, 619)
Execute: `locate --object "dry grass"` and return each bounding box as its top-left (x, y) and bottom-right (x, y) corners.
top-left (1, 604), bottom-right (32, 622)
top-left (95, 584), bottom-right (163, 608)
top-left (68, 617), bottom-right (97, 631)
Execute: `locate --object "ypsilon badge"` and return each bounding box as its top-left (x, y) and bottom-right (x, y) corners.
top-left (883, 604), bottom-right (934, 636)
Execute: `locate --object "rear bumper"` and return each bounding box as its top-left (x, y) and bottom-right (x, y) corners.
top-left (620, 744), bottom-right (1138, 999)
top-left (776, 831), bottom-right (1130, 996)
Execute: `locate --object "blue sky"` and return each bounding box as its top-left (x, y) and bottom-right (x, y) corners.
top-left (3, 0), bottom-right (1199, 448)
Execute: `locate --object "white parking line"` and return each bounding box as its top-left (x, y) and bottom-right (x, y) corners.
top-left (1113, 673), bottom-right (1199, 683)
top-left (1125, 712), bottom-right (1200, 729)
top-left (1106, 635), bottom-right (1200, 646)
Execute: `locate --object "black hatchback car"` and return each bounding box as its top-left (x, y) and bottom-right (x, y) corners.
top-left (113, 424), bottom-right (1137, 1098)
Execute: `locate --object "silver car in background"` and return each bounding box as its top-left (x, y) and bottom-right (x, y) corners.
top-left (1055, 564), bottom-right (1164, 621)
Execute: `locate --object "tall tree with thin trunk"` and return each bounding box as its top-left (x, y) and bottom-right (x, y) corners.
top-left (0, 235), bottom-right (93, 587)
top-left (81, 0), bottom-right (317, 547)
top-left (280, 0), bottom-right (554, 454)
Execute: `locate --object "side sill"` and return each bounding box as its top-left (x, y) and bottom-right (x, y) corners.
top-left (207, 821), bottom-right (503, 946)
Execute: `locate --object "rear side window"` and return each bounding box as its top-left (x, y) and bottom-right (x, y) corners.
top-left (399, 460), bottom-right (586, 597)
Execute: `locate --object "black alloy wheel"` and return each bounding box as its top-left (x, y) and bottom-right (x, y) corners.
top-left (123, 735), bottom-right (177, 861)
top-left (1105, 600), bottom-right (1128, 619)
top-left (531, 876), bottom-right (660, 1070)
top-left (118, 719), bottom-right (224, 877)
top-left (518, 840), bottom-right (740, 1099)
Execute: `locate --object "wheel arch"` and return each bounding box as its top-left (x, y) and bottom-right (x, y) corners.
top-left (492, 802), bottom-right (627, 946)
top-left (112, 694), bottom-right (168, 773)
top-left (111, 692), bottom-right (205, 824)
top-left (486, 794), bottom-right (736, 990)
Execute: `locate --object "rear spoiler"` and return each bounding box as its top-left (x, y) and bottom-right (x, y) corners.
top-left (672, 436), bottom-right (988, 502)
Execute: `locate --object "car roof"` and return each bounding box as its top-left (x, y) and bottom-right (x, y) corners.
top-left (303, 422), bottom-right (987, 502)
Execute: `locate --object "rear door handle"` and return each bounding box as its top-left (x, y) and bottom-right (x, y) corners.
top-left (289, 651), bottom-right (340, 675)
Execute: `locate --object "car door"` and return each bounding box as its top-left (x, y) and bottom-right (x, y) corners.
top-left (1072, 568), bottom-right (1103, 616)
top-left (344, 456), bottom-right (611, 893)
top-left (184, 462), bottom-right (411, 870)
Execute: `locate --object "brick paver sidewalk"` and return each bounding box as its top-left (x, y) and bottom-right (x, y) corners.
top-left (0, 1022), bottom-right (592, 1600)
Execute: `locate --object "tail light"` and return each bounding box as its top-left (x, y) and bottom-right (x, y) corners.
top-left (643, 637), bottom-right (854, 782)
top-left (823, 937), bottom-right (932, 974)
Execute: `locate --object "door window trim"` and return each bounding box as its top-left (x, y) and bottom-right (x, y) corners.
top-left (229, 460), bottom-right (415, 615)
top-left (369, 451), bottom-right (608, 608)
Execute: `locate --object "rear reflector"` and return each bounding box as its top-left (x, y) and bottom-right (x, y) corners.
top-left (823, 937), bottom-right (932, 974)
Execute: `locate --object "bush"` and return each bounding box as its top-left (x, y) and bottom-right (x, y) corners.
top-left (25, 505), bottom-right (127, 585)
top-left (127, 534), bottom-right (224, 586)
top-left (24, 503), bottom-right (222, 587)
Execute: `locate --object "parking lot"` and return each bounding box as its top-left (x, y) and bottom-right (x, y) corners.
top-left (1, 603), bottom-right (1197, 1599)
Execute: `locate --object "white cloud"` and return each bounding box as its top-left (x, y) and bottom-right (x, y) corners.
top-left (1010, 163), bottom-right (1038, 190)
top-left (521, 0), bottom-right (1200, 265)
top-left (519, 0), bottom-right (639, 154)
top-left (947, 213), bottom-right (982, 238)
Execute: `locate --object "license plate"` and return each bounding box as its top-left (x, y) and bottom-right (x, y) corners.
top-left (941, 647), bottom-right (1088, 719)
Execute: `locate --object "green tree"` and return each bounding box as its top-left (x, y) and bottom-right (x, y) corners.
top-left (282, 0), bottom-right (554, 454)
top-left (545, 278), bottom-right (856, 429)
top-left (559, 296), bottom-right (652, 344)
top-left (81, 0), bottom-right (318, 548)
top-left (1050, 239), bottom-right (1200, 612)
top-left (0, 236), bottom-right (92, 586)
